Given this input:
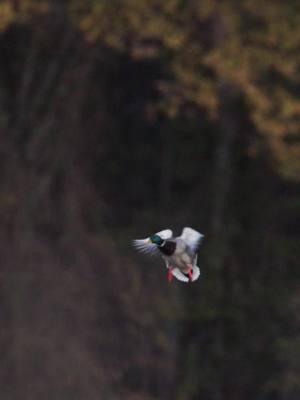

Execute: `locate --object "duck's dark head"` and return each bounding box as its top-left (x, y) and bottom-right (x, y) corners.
top-left (149, 234), bottom-right (164, 246)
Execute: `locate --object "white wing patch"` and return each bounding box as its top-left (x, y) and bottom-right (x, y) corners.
top-left (132, 239), bottom-right (159, 256)
top-left (181, 227), bottom-right (204, 252)
top-left (155, 229), bottom-right (173, 239)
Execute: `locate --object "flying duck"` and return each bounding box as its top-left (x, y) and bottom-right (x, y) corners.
top-left (133, 227), bottom-right (204, 283)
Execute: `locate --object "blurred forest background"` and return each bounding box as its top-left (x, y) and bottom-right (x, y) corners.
top-left (0, 1), bottom-right (299, 399)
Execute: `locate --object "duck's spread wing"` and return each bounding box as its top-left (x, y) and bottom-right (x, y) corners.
top-left (132, 229), bottom-right (172, 257)
top-left (132, 238), bottom-right (159, 256)
top-left (180, 227), bottom-right (204, 252)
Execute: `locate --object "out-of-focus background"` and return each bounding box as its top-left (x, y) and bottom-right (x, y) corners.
top-left (0, 1), bottom-right (299, 399)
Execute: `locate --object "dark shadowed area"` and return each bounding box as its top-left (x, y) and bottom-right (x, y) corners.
top-left (0, 1), bottom-right (299, 400)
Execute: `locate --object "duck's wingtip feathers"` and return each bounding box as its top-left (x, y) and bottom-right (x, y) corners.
top-left (132, 238), bottom-right (159, 256)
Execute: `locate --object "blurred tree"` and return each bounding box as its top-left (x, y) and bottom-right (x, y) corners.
top-left (73, 0), bottom-right (300, 181)
top-left (0, 1), bottom-right (299, 400)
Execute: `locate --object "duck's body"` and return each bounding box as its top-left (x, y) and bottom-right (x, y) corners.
top-left (160, 237), bottom-right (195, 270)
top-left (133, 227), bottom-right (204, 283)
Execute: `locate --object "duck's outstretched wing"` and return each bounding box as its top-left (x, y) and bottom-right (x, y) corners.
top-left (132, 238), bottom-right (159, 256)
top-left (132, 229), bottom-right (173, 257)
top-left (180, 227), bottom-right (204, 252)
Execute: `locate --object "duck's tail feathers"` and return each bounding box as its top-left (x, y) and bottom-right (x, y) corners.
top-left (171, 268), bottom-right (189, 282)
top-left (191, 265), bottom-right (200, 282)
top-left (171, 266), bottom-right (200, 283)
